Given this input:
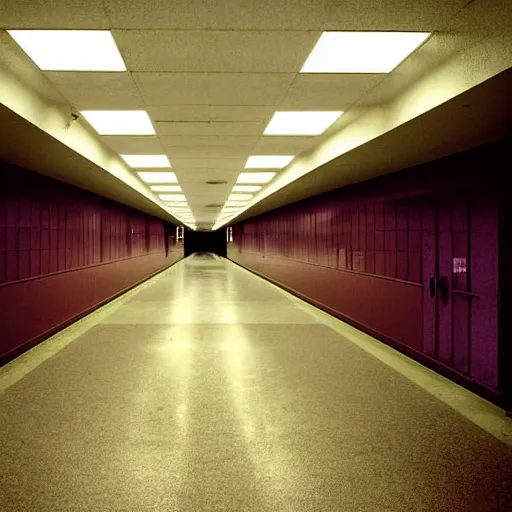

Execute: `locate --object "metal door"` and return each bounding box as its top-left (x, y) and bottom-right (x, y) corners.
top-left (422, 194), bottom-right (474, 375)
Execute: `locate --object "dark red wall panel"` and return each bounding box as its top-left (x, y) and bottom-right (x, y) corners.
top-left (229, 142), bottom-right (506, 399)
top-left (0, 251), bottom-right (182, 364)
top-left (0, 162), bottom-right (183, 363)
top-left (230, 249), bottom-right (422, 349)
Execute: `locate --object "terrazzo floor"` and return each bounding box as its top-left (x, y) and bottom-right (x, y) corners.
top-left (1, 254), bottom-right (512, 511)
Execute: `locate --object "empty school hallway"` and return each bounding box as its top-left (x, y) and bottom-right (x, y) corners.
top-left (1, 254), bottom-right (512, 511)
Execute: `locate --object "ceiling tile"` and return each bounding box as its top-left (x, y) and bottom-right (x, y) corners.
top-left (171, 158), bottom-right (246, 170)
top-left (323, 0), bottom-right (466, 31)
top-left (161, 135), bottom-right (258, 148)
top-left (155, 121), bottom-right (266, 136)
top-left (175, 170), bottom-right (239, 183)
top-left (253, 136), bottom-right (316, 154)
top-left (133, 72), bottom-right (295, 106)
top-left (102, 136), bottom-right (163, 154)
top-left (148, 105), bottom-right (274, 122)
top-left (149, 105), bottom-right (272, 135)
top-left (105, 0), bottom-right (328, 29)
top-left (181, 183), bottom-right (232, 195)
top-left (114, 30), bottom-right (316, 72)
top-left (0, 0), bottom-right (110, 29)
top-left (44, 72), bottom-right (145, 109)
top-left (167, 147), bottom-right (250, 158)
top-left (279, 74), bottom-right (384, 110)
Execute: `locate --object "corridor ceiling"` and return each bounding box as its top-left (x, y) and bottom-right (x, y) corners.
top-left (0, 0), bottom-right (511, 230)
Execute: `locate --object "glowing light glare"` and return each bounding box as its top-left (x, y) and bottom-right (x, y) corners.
top-left (7, 30), bottom-right (126, 71)
top-left (158, 194), bottom-right (187, 201)
top-left (225, 201), bottom-right (249, 206)
top-left (237, 172), bottom-right (276, 184)
top-left (121, 155), bottom-right (171, 168)
top-left (301, 31), bottom-right (431, 73)
top-left (264, 111), bottom-right (343, 135)
top-left (150, 185), bottom-right (182, 192)
top-left (81, 111), bottom-right (155, 135)
top-left (137, 171), bottom-right (177, 183)
top-left (232, 185), bottom-right (262, 192)
top-left (228, 194), bottom-right (253, 201)
top-left (245, 155), bottom-right (294, 169)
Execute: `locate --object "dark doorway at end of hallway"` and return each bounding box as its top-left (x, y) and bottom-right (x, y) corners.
top-left (184, 228), bottom-right (227, 257)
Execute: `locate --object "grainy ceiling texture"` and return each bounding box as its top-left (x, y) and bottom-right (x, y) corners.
top-left (0, 0), bottom-right (510, 230)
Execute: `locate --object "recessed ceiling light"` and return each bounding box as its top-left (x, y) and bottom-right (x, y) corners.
top-left (245, 156), bottom-right (294, 169)
top-left (137, 171), bottom-right (177, 183)
top-left (228, 194), bottom-right (253, 201)
top-left (150, 185), bottom-right (182, 192)
top-left (7, 30), bottom-right (126, 71)
top-left (121, 155), bottom-right (171, 168)
top-left (301, 31), bottom-right (430, 73)
top-left (81, 111), bottom-right (155, 135)
top-left (237, 172), bottom-right (276, 184)
top-left (159, 194), bottom-right (187, 202)
top-left (264, 111), bottom-right (343, 136)
top-left (232, 185), bottom-right (262, 192)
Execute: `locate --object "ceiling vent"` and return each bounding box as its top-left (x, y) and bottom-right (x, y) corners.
top-left (206, 180), bottom-right (228, 185)
top-left (206, 203), bottom-right (222, 208)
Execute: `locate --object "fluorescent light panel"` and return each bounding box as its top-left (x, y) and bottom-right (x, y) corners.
top-left (81, 111), bottom-right (155, 135)
top-left (7, 30), bottom-right (126, 71)
top-left (137, 172), bottom-right (177, 183)
top-left (264, 111), bottom-right (343, 136)
top-left (122, 154), bottom-right (171, 168)
top-left (225, 201), bottom-right (249, 206)
top-left (232, 185), bottom-right (262, 192)
top-left (150, 185), bottom-right (182, 192)
top-left (159, 194), bottom-right (187, 201)
top-left (237, 172), bottom-right (276, 184)
top-left (229, 194), bottom-right (253, 201)
top-left (301, 31), bottom-right (430, 73)
top-left (245, 155), bottom-right (294, 169)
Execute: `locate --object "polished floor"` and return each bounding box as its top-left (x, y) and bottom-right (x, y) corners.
top-left (1, 254), bottom-right (512, 511)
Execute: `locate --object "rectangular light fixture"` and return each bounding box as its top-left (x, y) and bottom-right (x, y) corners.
top-left (7, 30), bottom-right (126, 71)
top-left (264, 111), bottom-right (343, 136)
top-left (121, 155), bottom-right (171, 168)
top-left (137, 172), bottom-right (177, 183)
top-left (245, 155), bottom-right (294, 169)
top-left (232, 185), bottom-right (262, 192)
top-left (228, 194), bottom-right (253, 201)
top-left (150, 185), bottom-right (182, 192)
top-left (301, 31), bottom-right (430, 73)
top-left (158, 194), bottom-right (187, 202)
top-left (237, 172), bottom-right (276, 184)
top-left (81, 111), bottom-right (155, 135)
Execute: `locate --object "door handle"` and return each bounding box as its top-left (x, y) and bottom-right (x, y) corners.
top-left (437, 275), bottom-right (450, 303)
top-left (429, 277), bottom-right (436, 297)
